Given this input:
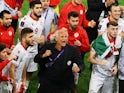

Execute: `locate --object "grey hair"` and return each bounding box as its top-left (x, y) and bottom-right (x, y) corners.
top-left (50, 27), bottom-right (68, 43)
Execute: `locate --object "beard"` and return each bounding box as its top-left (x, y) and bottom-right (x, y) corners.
top-left (26, 41), bottom-right (34, 47)
top-left (71, 25), bottom-right (77, 30)
top-left (34, 13), bottom-right (41, 18)
top-left (4, 24), bottom-right (11, 28)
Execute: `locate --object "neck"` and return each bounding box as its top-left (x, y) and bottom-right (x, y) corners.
top-left (72, 1), bottom-right (78, 6)
top-left (21, 42), bottom-right (28, 50)
top-left (70, 26), bottom-right (76, 31)
top-left (110, 16), bottom-right (118, 22)
top-left (107, 33), bottom-right (115, 41)
top-left (55, 44), bottom-right (62, 51)
top-left (30, 13), bottom-right (39, 20)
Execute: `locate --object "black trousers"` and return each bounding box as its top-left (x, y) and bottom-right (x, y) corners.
top-left (119, 79), bottom-right (124, 93)
top-left (37, 78), bottom-right (71, 93)
top-left (37, 84), bottom-right (70, 93)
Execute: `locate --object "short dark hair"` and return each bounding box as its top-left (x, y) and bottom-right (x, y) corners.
top-left (68, 11), bottom-right (79, 19)
top-left (108, 3), bottom-right (119, 11)
top-left (0, 43), bottom-right (6, 52)
top-left (30, 0), bottom-right (41, 8)
top-left (107, 21), bottom-right (118, 28)
top-left (0, 10), bottom-right (11, 19)
top-left (21, 28), bottom-right (33, 39)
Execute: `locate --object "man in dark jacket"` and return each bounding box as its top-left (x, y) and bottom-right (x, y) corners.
top-left (34, 28), bottom-right (84, 93)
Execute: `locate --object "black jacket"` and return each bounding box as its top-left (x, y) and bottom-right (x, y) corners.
top-left (34, 43), bottom-right (84, 89)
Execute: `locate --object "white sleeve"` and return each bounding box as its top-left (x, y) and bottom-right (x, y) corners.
top-left (98, 19), bottom-right (107, 33)
top-left (10, 48), bottom-right (21, 66)
top-left (18, 17), bottom-right (29, 30)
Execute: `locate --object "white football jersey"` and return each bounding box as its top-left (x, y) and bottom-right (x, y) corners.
top-left (10, 42), bottom-right (28, 81)
top-left (98, 17), bottom-right (124, 34)
top-left (19, 15), bottom-right (44, 38)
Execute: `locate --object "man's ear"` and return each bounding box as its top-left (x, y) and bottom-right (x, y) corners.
top-left (30, 8), bottom-right (33, 13)
top-left (21, 37), bottom-right (26, 43)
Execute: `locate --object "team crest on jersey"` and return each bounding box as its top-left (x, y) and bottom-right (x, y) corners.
top-left (8, 31), bottom-right (12, 36)
top-left (20, 21), bottom-right (25, 27)
top-left (74, 32), bottom-right (79, 38)
top-left (80, 10), bottom-right (83, 15)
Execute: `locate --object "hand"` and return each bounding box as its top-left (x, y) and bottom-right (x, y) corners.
top-left (22, 81), bottom-right (26, 89)
top-left (105, 0), bottom-right (115, 7)
top-left (72, 63), bottom-right (80, 73)
top-left (99, 59), bottom-right (107, 66)
top-left (10, 45), bottom-right (15, 51)
top-left (111, 64), bottom-right (118, 76)
top-left (6, 45), bottom-right (15, 54)
top-left (119, 32), bottom-right (124, 38)
top-left (74, 40), bottom-right (81, 46)
top-left (34, 36), bottom-right (45, 44)
top-left (43, 50), bottom-right (52, 58)
top-left (8, 77), bottom-right (14, 84)
top-left (16, 11), bottom-right (22, 18)
top-left (6, 48), bottom-right (11, 54)
top-left (10, 79), bottom-right (18, 93)
top-left (34, 37), bottom-right (41, 43)
top-left (8, 55), bottom-right (17, 61)
top-left (88, 20), bottom-right (96, 28)
top-left (11, 80), bottom-right (16, 86)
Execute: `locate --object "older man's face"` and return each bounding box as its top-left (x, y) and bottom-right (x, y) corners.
top-left (56, 31), bottom-right (68, 47)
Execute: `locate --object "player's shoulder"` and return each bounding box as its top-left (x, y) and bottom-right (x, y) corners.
top-left (20, 15), bottom-right (30, 22)
top-left (11, 43), bottom-right (23, 55)
top-left (19, 15), bottom-right (31, 27)
top-left (99, 18), bottom-right (108, 25)
top-left (13, 43), bottom-right (25, 51)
